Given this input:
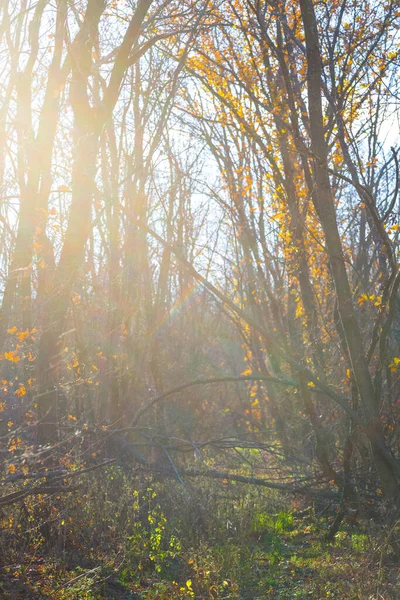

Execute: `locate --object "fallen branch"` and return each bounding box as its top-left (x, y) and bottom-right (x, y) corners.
top-left (0, 459), bottom-right (116, 507)
top-left (0, 484), bottom-right (81, 507)
top-left (141, 463), bottom-right (336, 497)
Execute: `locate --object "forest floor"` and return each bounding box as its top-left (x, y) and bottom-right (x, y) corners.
top-left (2, 510), bottom-right (399, 599)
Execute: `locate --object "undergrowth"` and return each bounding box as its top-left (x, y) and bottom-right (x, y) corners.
top-left (1, 466), bottom-right (399, 599)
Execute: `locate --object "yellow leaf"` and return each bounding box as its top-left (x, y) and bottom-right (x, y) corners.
top-left (241, 368), bottom-right (252, 376)
top-left (389, 357), bottom-right (400, 372)
top-left (15, 384), bottom-right (26, 397)
top-left (4, 351), bottom-right (20, 363)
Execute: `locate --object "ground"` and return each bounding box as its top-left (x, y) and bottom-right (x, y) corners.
top-left (2, 505), bottom-right (399, 599)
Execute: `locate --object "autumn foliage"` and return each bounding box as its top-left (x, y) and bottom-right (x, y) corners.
top-left (0, 0), bottom-right (400, 596)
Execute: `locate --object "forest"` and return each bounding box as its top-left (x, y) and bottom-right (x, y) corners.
top-left (0, 0), bottom-right (400, 597)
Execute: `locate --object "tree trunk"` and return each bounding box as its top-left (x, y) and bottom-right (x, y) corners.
top-left (299, 0), bottom-right (399, 504)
